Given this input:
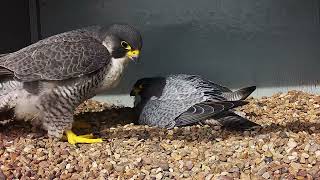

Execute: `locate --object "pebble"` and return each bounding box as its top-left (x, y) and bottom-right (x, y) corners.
top-left (262, 172), bottom-right (271, 179)
top-left (185, 161), bottom-right (193, 171)
top-left (0, 170), bottom-right (6, 180)
top-left (23, 145), bottom-right (34, 153)
top-left (0, 93), bottom-right (320, 179)
top-left (315, 150), bottom-right (320, 157)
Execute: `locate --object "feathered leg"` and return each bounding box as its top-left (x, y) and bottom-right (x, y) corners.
top-left (40, 87), bottom-right (103, 145)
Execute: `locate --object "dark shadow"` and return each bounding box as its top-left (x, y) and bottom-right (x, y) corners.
top-left (1, 107), bottom-right (320, 143)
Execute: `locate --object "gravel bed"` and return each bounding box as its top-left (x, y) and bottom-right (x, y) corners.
top-left (1, 90), bottom-right (320, 179)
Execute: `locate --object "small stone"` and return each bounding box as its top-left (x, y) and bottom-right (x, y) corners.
top-left (287, 139), bottom-right (298, 149)
top-left (219, 155), bottom-right (227, 162)
top-left (205, 174), bottom-right (214, 180)
top-left (114, 165), bottom-right (125, 172)
top-left (172, 153), bottom-right (182, 161)
top-left (143, 157), bottom-right (153, 165)
top-left (301, 153), bottom-right (309, 159)
top-left (279, 132), bottom-right (288, 138)
top-left (290, 162), bottom-right (302, 173)
top-left (229, 167), bottom-right (240, 174)
top-left (185, 161), bottom-right (193, 171)
top-left (288, 152), bottom-right (298, 161)
top-left (155, 173), bottom-right (163, 180)
top-left (136, 173), bottom-right (146, 180)
top-left (105, 162), bottom-right (113, 171)
top-left (240, 173), bottom-right (250, 179)
top-left (297, 169), bottom-right (307, 177)
top-left (262, 144), bottom-right (269, 152)
top-left (114, 153), bottom-right (120, 159)
top-left (217, 175), bottom-right (233, 180)
top-left (257, 166), bottom-right (267, 176)
top-left (70, 174), bottom-right (81, 179)
top-left (194, 172), bottom-right (207, 179)
top-left (221, 172), bottom-right (229, 176)
top-left (159, 163), bottom-right (169, 171)
top-left (310, 126), bottom-right (316, 132)
top-left (23, 145), bottom-right (34, 153)
top-left (262, 172), bottom-right (270, 179)
top-left (315, 150), bottom-right (320, 157)
top-left (92, 161), bottom-right (98, 168)
top-left (236, 162), bottom-right (245, 170)
top-left (0, 170), bottom-right (6, 180)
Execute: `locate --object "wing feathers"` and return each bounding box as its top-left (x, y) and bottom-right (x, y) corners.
top-left (1, 32), bottom-right (110, 82)
top-left (174, 100), bottom-right (248, 127)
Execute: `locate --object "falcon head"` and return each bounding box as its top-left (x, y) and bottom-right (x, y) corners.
top-left (100, 24), bottom-right (142, 61)
top-left (130, 77), bottom-right (166, 98)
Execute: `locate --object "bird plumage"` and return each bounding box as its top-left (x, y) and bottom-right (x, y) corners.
top-left (131, 74), bottom-right (259, 130)
top-left (0, 24), bottom-right (142, 144)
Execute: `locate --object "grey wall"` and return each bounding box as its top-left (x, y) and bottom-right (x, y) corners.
top-left (39, 0), bottom-right (320, 105)
top-left (0, 0), bottom-right (31, 53)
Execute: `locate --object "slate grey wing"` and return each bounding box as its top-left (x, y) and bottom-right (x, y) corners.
top-left (172, 74), bottom-right (256, 101)
top-left (139, 95), bottom-right (200, 129)
top-left (175, 100), bottom-right (248, 127)
top-left (204, 111), bottom-right (260, 130)
top-left (0, 30), bottom-right (110, 82)
top-left (138, 78), bottom-right (206, 129)
top-left (221, 86), bottom-right (256, 101)
top-left (170, 74), bottom-right (229, 101)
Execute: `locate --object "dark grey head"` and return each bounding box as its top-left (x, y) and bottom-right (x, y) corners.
top-left (130, 77), bottom-right (166, 99)
top-left (100, 24), bottom-right (142, 61)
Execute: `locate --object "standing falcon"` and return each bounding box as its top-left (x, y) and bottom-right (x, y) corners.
top-left (0, 24), bottom-right (142, 144)
top-left (130, 74), bottom-right (259, 130)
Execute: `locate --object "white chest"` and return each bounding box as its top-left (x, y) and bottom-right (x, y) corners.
top-left (97, 57), bottom-right (129, 93)
top-left (14, 89), bottom-right (41, 121)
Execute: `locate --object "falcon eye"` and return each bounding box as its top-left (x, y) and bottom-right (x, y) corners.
top-left (121, 41), bottom-right (131, 50)
top-left (138, 84), bottom-right (143, 89)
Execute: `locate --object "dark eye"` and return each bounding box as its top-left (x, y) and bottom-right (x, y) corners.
top-left (121, 41), bottom-right (130, 49)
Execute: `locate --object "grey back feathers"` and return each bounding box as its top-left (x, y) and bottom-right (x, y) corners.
top-left (132, 74), bottom-right (258, 130)
top-left (0, 27), bottom-right (110, 82)
top-left (0, 24), bottom-right (142, 82)
top-left (0, 24), bottom-right (143, 138)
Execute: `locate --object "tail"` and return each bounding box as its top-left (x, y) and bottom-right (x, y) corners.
top-left (175, 100), bottom-right (249, 127)
top-left (223, 86), bottom-right (256, 101)
top-left (203, 111), bottom-right (260, 131)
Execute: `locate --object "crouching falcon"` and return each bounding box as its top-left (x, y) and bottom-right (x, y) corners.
top-left (130, 74), bottom-right (259, 130)
top-left (0, 24), bottom-right (142, 144)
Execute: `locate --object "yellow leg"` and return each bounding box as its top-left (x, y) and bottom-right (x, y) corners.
top-left (65, 130), bottom-right (103, 145)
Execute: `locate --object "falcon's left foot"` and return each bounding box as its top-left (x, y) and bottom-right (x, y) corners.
top-left (65, 130), bottom-right (103, 145)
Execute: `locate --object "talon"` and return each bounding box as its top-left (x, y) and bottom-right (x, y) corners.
top-left (65, 130), bottom-right (103, 145)
top-left (78, 133), bottom-right (94, 139)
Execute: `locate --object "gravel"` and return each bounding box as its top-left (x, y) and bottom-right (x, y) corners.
top-left (1, 90), bottom-right (320, 179)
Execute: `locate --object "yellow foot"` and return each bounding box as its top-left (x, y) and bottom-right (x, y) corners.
top-left (78, 133), bottom-right (95, 138)
top-left (65, 130), bottom-right (103, 145)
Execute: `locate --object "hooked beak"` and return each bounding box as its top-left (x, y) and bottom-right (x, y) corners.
top-left (130, 87), bottom-right (141, 96)
top-left (126, 50), bottom-right (140, 61)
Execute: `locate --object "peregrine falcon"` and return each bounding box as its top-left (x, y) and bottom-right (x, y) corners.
top-left (0, 24), bottom-right (142, 144)
top-left (130, 74), bottom-right (259, 130)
